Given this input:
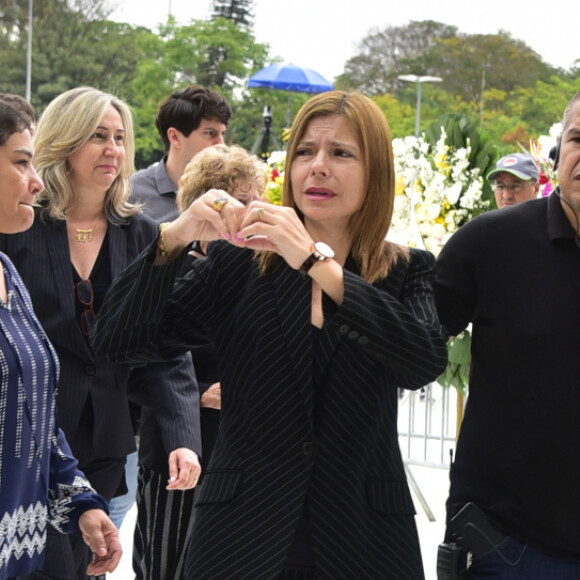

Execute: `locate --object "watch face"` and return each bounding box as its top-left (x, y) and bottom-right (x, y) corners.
top-left (313, 241), bottom-right (335, 260)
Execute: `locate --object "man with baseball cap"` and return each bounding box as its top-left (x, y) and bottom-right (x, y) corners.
top-left (487, 152), bottom-right (540, 208)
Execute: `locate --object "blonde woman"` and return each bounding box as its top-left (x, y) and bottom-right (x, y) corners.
top-left (0, 88), bottom-right (201, 580)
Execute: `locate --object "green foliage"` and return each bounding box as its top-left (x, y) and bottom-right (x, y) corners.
top-left (1, 6), bottom-right (578, 174)
top-left (125, 16), bottom-right (269, 167)
top-left (437, 331), bottom-right (471, 395)
top-left (229, 87), bottom-right (308, 153)
top-left (372, 94), bottom-right (416, 138)
top-left (0, 0), bottom-right (147, 114)
top-left (340, 20), bottom-right (569, 152)
top-left (337, 20), bottom-right (457, 96)
top-left (429, 33), bottom-right (556, 105)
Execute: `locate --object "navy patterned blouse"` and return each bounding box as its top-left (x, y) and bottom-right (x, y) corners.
top-left (0, 253), bottom-right (107, 579)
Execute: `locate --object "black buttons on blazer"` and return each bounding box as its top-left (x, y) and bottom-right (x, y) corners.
top-left (85, 366), bottom-right (96, 376)
top-left (302, 442), bottom-right (314, 456)
top-left (338, 324), bottom-right (369, 346)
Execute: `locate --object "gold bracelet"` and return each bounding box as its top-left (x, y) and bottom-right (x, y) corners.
top-left (158, 222), bottom-right (171, 256)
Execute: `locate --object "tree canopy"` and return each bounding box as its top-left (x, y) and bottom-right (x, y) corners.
top-left (1, 4), bottom-right (579, 164)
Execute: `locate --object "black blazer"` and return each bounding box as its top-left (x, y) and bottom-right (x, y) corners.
top-left (0, 212), bottom-right (201, 478)
top-left (93, 241), bottom-right (447, 580)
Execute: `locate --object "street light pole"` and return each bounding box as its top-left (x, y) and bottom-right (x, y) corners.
top-left (26, 0), bottom-right (33, 102)
top-left (398, 74), bottom-right (443, 137)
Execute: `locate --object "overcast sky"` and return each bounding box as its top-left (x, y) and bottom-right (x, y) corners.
top-left (111, 0), bottom-right (577, 83)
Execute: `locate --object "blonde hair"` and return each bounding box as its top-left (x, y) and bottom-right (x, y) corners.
top-left (177, 144), bottom-right (268, 212)
top-left (259, 91), bottom-right (407, 282)
top-left (33, 86), bottom-right (139, 223)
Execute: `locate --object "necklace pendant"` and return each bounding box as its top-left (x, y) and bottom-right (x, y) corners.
top-left (75, 228), bottom-right (93, 242)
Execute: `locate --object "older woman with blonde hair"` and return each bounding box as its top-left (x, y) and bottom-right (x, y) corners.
top-left (94, 91), bottom-right (447, 579)
top-left (177, 143), bottom-right (267, 212)
top-left (0, 87), bottom-right (201, 580)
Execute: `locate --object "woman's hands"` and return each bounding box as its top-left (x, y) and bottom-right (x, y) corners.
top-left (201, 382), bottom-right (221, 409)
top-left (237, 201), bottom-right (315, 269)
top-left (156, 189), bottom-right (247, 262)
top-left (79, 509), bottom-right (123, 575)
top-left (158, 189), bottom-right (345, 307)
top-left (157, 190), bottom-right (314, 269)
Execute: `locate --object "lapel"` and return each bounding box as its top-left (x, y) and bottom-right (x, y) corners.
top-left (45, 220), bottom-right (77, 317)
top-left (107, 222), bottom-right (128, 278)
top-left (269, 260), bottom-right (315, 426)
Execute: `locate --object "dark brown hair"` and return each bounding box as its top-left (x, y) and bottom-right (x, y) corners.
top-left (155, 86), bottom-right (232, 152)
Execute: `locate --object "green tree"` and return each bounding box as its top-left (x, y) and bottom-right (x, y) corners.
top-left (428, 32), bottom-right (556, 106)
top-left (336, 20), bottom-right (458, 96)
top-left (206, 1), bottom-right (255, 88)
top-left (372, 94), bottom-right (415, 138)
top-left (127, 16), bottom-right (269, 167)
top-left (0, 0), bottom-right (146, 112)
top-left (231, 88), bottom-right (310, 154)
top-left (211, 0), bottom-right (254, 28)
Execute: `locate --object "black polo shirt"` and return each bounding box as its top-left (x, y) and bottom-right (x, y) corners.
top-left (434, 191), bottom-right (580, 560)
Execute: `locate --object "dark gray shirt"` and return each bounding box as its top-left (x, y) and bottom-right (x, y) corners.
top-left (131, 157), bottom-right (179, 223)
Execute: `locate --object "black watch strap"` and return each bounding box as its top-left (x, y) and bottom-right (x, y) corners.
top-left (299, 252), bottom-right (320, 278)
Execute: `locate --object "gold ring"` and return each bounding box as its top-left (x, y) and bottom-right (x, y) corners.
top-left (256, 207), bottom-right (265, 220)
top-left (213, 196), bottom-right (228, 212)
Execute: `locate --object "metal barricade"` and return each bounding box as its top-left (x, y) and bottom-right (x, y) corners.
top-left (398, 382), bottom-right (458, 468)
top-left (398, 382), bottom-right (461, 520)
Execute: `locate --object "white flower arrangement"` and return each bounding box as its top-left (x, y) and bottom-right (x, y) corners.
top-left (389, 130), bottom-right (490, 256)
top-left (525, 121), bottom-right (561, 197)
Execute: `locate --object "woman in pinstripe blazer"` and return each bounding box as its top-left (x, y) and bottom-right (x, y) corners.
top-left (93, 92), bottom-right (448, 580)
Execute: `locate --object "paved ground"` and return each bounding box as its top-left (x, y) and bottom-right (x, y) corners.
top-left (412, 464), bottom-right (450, 580)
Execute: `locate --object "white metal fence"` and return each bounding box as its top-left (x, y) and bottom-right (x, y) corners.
top-left (398, 382), bottom-right (459, 469)
top-left (398, 383), bottom-right (461, 520)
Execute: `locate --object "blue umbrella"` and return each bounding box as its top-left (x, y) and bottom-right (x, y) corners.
top-left (248, 62), bottom-right (334, 94)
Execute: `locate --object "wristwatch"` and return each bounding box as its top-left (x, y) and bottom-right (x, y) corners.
top-left (298, 241), bottom-right (335, 277)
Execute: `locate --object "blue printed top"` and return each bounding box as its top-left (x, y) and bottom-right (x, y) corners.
top-left (0, 253), bottom-right (107, 579)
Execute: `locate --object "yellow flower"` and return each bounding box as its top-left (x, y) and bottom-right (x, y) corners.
top-left (395, 176), bottom-right (406, 196)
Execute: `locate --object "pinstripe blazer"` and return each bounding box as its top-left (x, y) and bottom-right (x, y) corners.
top-left (93, 240), bottom-right (447, 579)
top-left (0, 211), bottom-right (200, 480)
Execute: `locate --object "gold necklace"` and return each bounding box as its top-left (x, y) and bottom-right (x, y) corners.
top-left (68, 220), bottom-right (99, 243)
